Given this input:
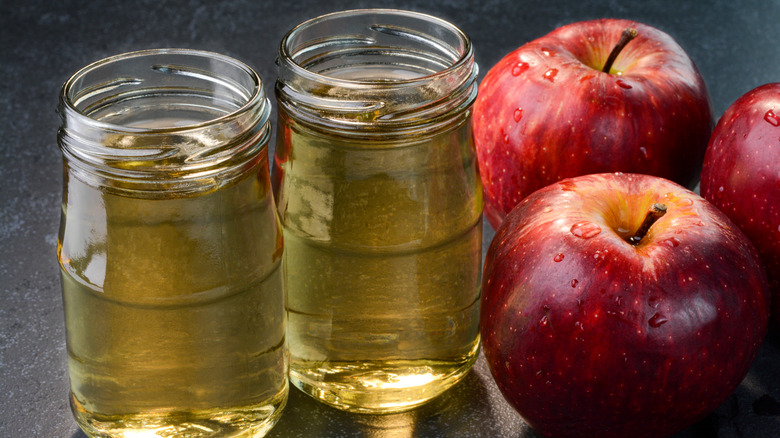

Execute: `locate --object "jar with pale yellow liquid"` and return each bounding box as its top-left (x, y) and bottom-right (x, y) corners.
top-left (57, 49), bottom-right (287, 437)
top-left (274, 9), bottom-right (482, 413)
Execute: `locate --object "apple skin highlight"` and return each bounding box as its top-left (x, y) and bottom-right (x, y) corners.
top-left (473, 19), bottom-right (714, 229)
top-left (481, 173), bottom-right (770, 438)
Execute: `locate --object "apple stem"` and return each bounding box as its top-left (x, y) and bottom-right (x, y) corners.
top-left (629, 203), bottom-right (667, 245)
top-left (602, 28), bottom-right (639, 73)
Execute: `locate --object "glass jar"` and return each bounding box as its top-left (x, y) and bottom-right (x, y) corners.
top-left (57, 49), bottom-right (287, 437)
top-left (274, 10), bottom-right (482, 413)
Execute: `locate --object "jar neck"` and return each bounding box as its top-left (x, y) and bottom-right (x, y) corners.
top-left (275, 9), bottom-right (478, 138)
top-left (58, 49), bottom-right (271, 197)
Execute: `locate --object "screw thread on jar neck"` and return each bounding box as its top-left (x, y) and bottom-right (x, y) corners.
top-left (275, 9), bottom-right (479, 138)
top-left (58, 49), bottom-right (271, 197)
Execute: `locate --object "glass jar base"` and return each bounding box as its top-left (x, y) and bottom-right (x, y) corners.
top-left (70, 386), bottom-right (288, 438)
top-left (289, 353), bottom-right (478, 414)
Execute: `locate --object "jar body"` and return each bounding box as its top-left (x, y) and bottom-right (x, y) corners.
top-left (57, 49), bottom-right (287, 437)
top-left (274, 10), bottom-right (482, 413)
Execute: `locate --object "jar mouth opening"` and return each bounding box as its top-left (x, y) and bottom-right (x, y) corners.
top-left (278, 9), bottom-right (474, 89)
top-left (60, 48), bottom-right (266, 133)
top-left (58, 49), bottom-right (272, 197)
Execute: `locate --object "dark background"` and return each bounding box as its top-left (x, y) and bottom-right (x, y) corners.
top-left (1, 0), bottom-right (779, 437)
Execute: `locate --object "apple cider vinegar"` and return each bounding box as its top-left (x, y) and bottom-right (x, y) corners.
top-left (274, 10), bottom-right (482, 413)
top-left (57, 50), bottom-right (287, 437)
top-left (61, 174), bottom-right (287, 437)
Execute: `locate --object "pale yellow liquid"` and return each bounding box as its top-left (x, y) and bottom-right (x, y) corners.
top-left (274, 110), bottom-right (482, 413)
top-left (58, 160), bottom-right (287, 437)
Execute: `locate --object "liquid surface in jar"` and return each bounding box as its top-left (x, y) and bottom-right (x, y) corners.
top-left (58, 151), bottom-right (287, 437)
top-left (273, 109), bottom-right (482, 413)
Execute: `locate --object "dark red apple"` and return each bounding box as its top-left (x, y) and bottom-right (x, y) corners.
top-left (700, 83), bottom-right (780, 332)
top-left (473, 19), bottom-right (713, 229)
top-left (481, 173), bottom-right (770, 438)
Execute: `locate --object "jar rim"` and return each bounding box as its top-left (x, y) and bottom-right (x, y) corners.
top-left (58, 48), bottom-right (272, 197)
top-left (278, 9), bottom-right (474, 89)
top-left (60, 48), bottom-right (265, 134)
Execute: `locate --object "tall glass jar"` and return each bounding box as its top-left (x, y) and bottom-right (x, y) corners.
top-left (57, 49), bottom-right (287, 437)
top-left (274, 10), bottom-right (482, 413)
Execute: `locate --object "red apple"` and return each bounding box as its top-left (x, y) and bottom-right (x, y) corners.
top-left (473, 19), bottom-right (713, 229)
top-left (700, 83), bottom-right (780, 332)
top-left (481, 173), bottom-right (770, 438)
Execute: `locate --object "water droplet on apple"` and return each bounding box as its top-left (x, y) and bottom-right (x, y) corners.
top-left (648, 313), bottom-right (669, 328)
top-left (718, 186), bottom-right (725, 193)
top-left (543, 68), bottom-right (558, 82)
top-left (639, 146), bottom-right (650, 160)
top-left (648, 296), bottom-right (661, 308)
top-left (543, 206), bottom-right (553, 213)
top-left (616, 79), bottom-right (632, 89)
top-left (679, 198), bottom-right (694, 207)
top-left (660, 237), bottom-right (680, 248)
top-left (539, 314), bottom-right (549, 326)
top-left (512, 62), bottom-right (530, 76)
top-left (765, 109), bottom-right (780, 127)
top-left (554, 253), bottom-right (565, 262)
top-left (574, 321), bottom-right (585, 331)
top-left (540, 47), bottom-right (552, 56)
top-left (560, 180), bottom-right (576, 191)
top-left (513, 108), bottom-right (524, 122)
top-left (571, 221), bottom-right (602, 239)
top-left (615, 295), bottom-right (624, 306)
top-left (571, 279), bottom-right (579, 288)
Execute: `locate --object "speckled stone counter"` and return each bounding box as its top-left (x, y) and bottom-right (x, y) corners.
top-left (1, 1), bottom-right (779, 437)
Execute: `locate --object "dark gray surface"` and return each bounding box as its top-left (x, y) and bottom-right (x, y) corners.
top-left (1, 0), bottom-right (779, 437)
